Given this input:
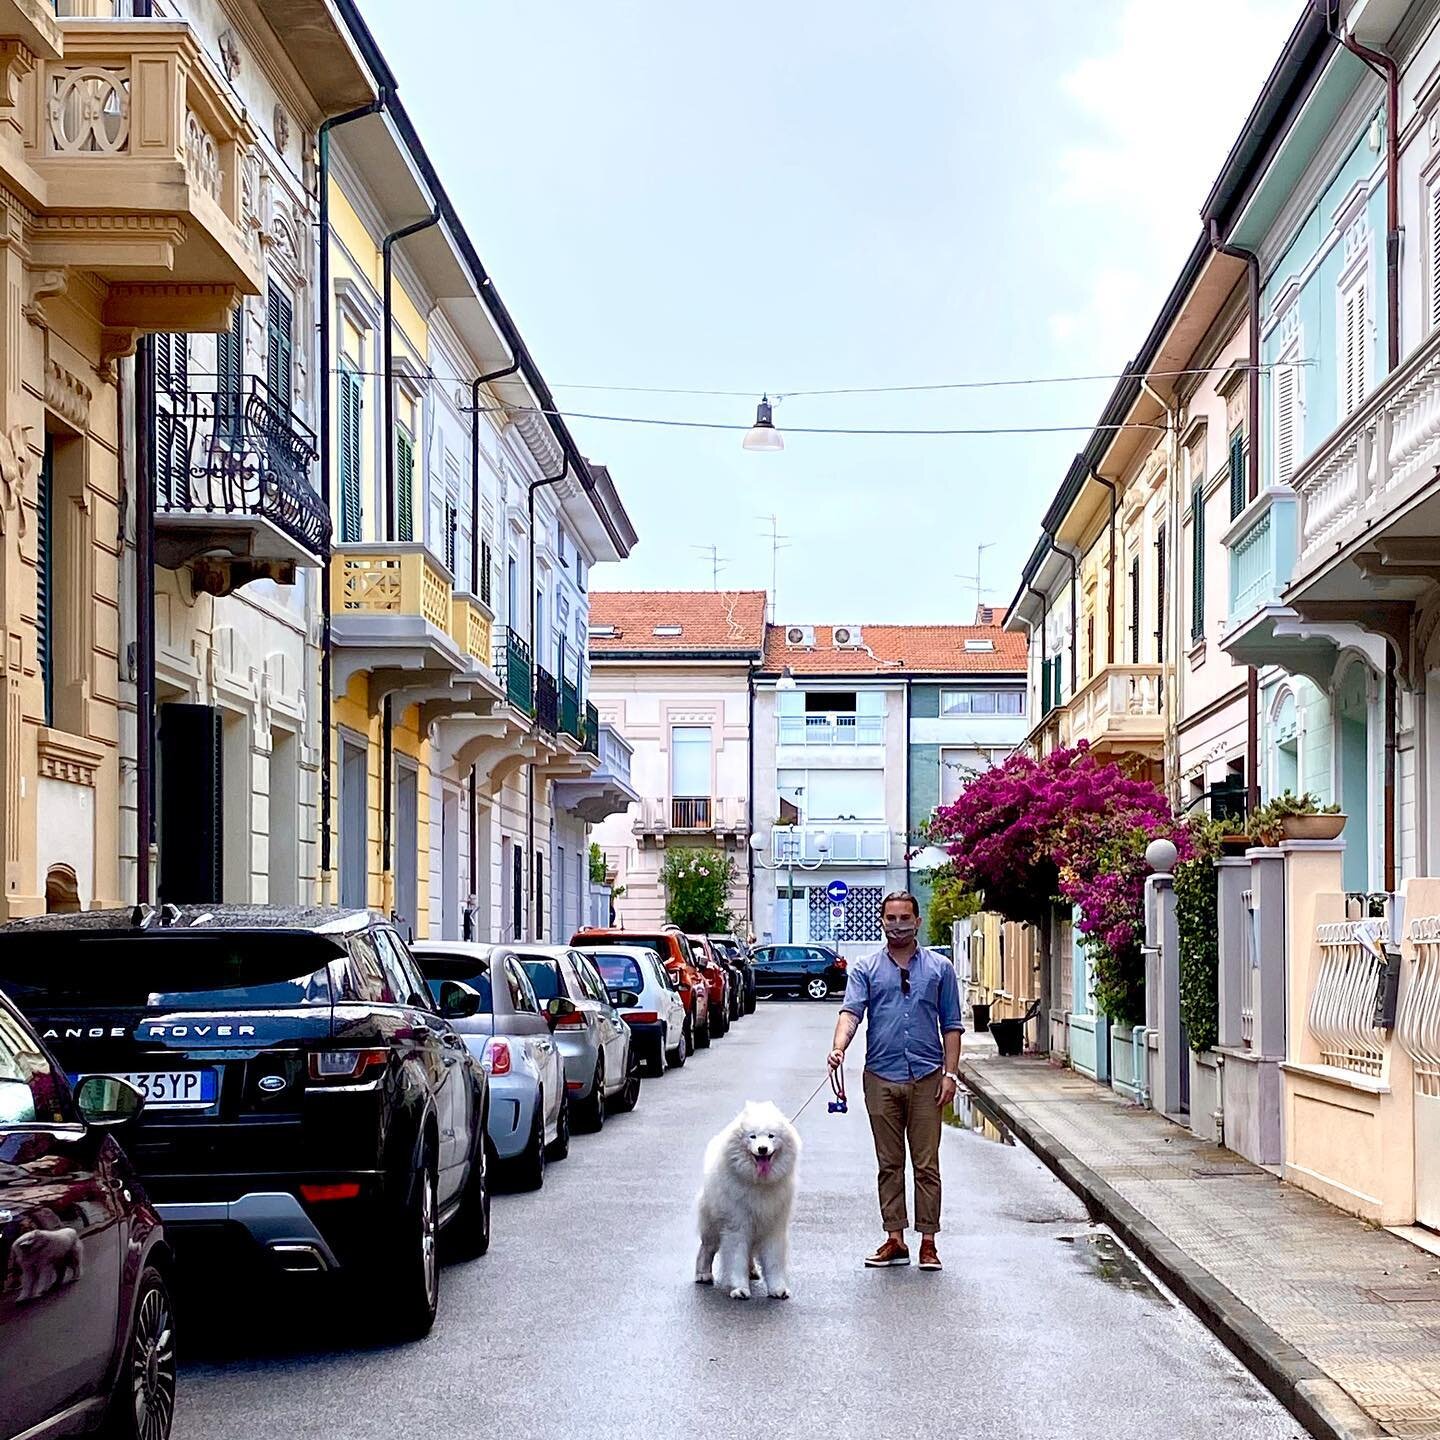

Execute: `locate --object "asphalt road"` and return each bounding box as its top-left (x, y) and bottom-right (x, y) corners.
top-left (173, 1001), bottom-right (1303, 1440)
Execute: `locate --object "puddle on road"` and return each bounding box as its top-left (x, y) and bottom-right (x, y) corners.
top-left (943, 1091), bottom-right (1015, 1145)
top-left (1057, 1230), bottom-right (1172, 1308)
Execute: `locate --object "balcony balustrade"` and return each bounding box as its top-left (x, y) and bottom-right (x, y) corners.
top-left (671, 796), bottom-right (711, 829)
top-left (1057, 663), bottom-right (1163, 753)
top-left (779, 712), bottom-right (884, 746)
top-left (332, 544), bottom-right (451, 633)
top-left (582, 700), bottom-right (600, 756)
top-left (560, 677), bottom-right (582, 743)
top-left (494, 628), bottom-right (532, 714)
top-left (772, 823), bottom-right (888, 865)
top-left (534, 665), bottom-right (558, 734)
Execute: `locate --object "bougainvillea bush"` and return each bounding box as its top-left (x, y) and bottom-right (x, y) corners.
top-left (929, 744), bottom-right (1187, 1024)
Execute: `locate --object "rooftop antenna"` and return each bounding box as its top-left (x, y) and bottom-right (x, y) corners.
top-left (956, 541), bottom-right (997, 616)
top-left (758, 514), bottom-right (791, 623)
top-left (691, 543), bottom-right (730, 590)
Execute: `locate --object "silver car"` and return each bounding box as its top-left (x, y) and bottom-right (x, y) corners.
top-left (412, 942), bottom-right (568, 1191)
top-left (514, 946), bottom-right (641, 1132)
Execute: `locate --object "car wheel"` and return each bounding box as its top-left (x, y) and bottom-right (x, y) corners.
top-left (580, 1058), bottom-right (606, 1132)
top-left (712, 1006), bottom-right (727, 1039)
top-left (383, 1152), bottom-right (440, 1339)
top-left (511, 1102), bottom-right (546, 1191)
top-left (97, 1264), bottom-right (176, 1440)
top-left (546, 1088), bottom-right (571, 1161)
top-left (613, 1046), bottom-right (642, 1113)
top-left (650, 1033), bottom-right (670, 1076)
top-left (696, 1014), bottom-right (712, 1049)
top-left (806, 976), bottom-right (830, 1000)
top-left (448, 1122), bottom-right (491, 1260)
top-left (673, 1019), bottom-right (691, 1066)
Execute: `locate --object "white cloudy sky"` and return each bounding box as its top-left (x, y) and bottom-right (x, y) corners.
top-left (361, 0), bottom-right (1300, 621)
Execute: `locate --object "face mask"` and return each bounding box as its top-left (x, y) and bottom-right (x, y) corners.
top-left (883, 919), bottom-right (917, 942)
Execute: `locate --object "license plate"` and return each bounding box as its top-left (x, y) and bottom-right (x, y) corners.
top-left (70, 1069), bottom-right (217, 1110)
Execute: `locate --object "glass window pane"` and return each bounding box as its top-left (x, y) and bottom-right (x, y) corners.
top-left (670, 726), bottom-right (711, 796)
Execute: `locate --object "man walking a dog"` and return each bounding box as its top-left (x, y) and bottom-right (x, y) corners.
top-left (828, 891), bottom-right (963, 1272)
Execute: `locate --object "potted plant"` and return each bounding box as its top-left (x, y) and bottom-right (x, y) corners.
top-left (1213, 816), bottom-right (1254, 854)
top-left (1250, 791), bottom-right (1345, 846)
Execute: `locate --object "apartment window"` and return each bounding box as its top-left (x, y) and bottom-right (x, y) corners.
top-left (507, 555), bottom-right (518, 627)
top-left (670, 725), bottom-right (711, 828)
top-left (1228, 429), bottom-right (1246, 520)
top-left (939, 689), bottom-right (1024, 716)
top-left (266, 283), bottom-right (294, 412)
top-left (395, 425), bottom-right (415, 543)
top-left (1190, 481), bottom-right (1205, 643)
top-left (1155, 522), bottom-right (1167, 663)
top-left (480, 537), bottom-right (493, 606)
top-left (1086, 614), bottom-right (1095, 678)
top-left (443, 493), bottom-right (458, 574)
top-left (338, 361), bottom-right (362, 543)
top-left (1339, 266), bottom-right (1369, 417)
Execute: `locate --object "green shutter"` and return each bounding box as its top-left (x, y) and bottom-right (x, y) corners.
top-left (1130, 557), bottom-right (1141, 663)
top-left (396, 428), bottom-right (414, 542)
top-left (1054, 653), bottom-right (1063, 705)
top-left (1229, 431), bottom-right (1245, 519)
top-left (1156, 523), bottom-right (1167, 663)
top-left (1041, 655), bottom-right (1052, 715)
top-left (1191, 481), bottom-right (1205, 642)
top-left (338, 363), bottom-right (362, 544)
top-left (267, 285), bottom-right (293, 412)
top-left (218, 305), bottom-right (244, 439)
top-left (443, 496), bottom-right (457, 573)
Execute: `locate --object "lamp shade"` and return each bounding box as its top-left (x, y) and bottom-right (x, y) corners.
top-left (742, 395), bottom-right (784, 452)
top-left (776, 665), bottom-right (796, 691)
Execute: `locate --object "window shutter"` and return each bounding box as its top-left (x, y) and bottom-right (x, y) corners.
top-left (37, 436), bottom-right (52, 728)
top-left (338, 363), bottom-right (362, 544)
top-left (481, 537), bottom-right (493, 606)
top-left (1191, 482), bottom-right (1205, 643)
top-left (396, 428), bottom-right (414, 542)
top-left (1041, 655), bottom-right (1052, 714)
top-left (1343, 281), bottom-right (1368, 415)
top-left (1430, 185), bottom-right (1440, 331)
top-left (1130, 556), bottom-right (1141, 664)
top-left (1155, 523), bottom-right (1167, 663)
top-left (443, 495), bottom-right (458, 574)
top-left (1229, 430), bottom-right (1246, 519)
top-left (1052, 653), bottom-right (1063, 706)
top-left (1275, 363), bottom-right (1298, 483)
top-left (267, 286), bottom-right (293, 412)
top-left (218, 305), bottom-right (244, 439)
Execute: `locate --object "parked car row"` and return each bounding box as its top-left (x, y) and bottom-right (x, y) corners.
top-left (0, 906), bottom-right (702, 1440)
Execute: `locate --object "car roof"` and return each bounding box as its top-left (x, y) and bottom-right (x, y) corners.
top-left (574, 943), bottom-right (654, 961)
top-left (411, 941), bottom-right (500, 960)
top-left (0, 904), bottom-right (374, 940)
top-left (512, 945), bottom-right (577, 963)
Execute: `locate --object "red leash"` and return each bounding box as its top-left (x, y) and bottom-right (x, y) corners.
top-left (791, 1063), bottom-right (848, 1124)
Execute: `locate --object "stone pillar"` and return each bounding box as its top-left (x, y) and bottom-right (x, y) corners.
top-left (1280, 840), bottom-right (1346, 1067)
top-left (1144, 870), bottom-right (1183, 1116)
top-left (1216, 856), bottom-right (1250, 1049)
top-left (1250, 848), bottom-right (1288, 1059)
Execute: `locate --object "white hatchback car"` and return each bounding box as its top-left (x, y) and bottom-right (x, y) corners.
top-left (577, 944), bottom-right (688, 1076)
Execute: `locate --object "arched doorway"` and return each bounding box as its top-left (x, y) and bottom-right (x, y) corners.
top-left (44, 865), bottom-right (80, 914)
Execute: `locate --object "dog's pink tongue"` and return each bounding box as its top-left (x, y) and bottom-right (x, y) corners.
top-left (755, 1155), bottom-right (773, 1178)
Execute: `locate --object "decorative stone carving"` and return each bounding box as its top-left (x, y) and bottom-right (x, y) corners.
top-left (0, 426), bottom-right (32, 534)
top-left (217, 29), bottom-right (241, 82)
top-left (272, 103), bottom-right (289, 156)
top-left (45, 359), bottom-right (91, 428)
top-left (0, 41), bottom-right (36, 118)
top-left (23, 267), bottom-right (67, 328)
top-left (49, 65), bottom-right (131, 153)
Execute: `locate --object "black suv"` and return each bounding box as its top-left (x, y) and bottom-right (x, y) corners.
top-left (0, 905), bottom-right (491, 1340)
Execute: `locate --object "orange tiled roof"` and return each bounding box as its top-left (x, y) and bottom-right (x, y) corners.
top-left (759, 622), bottom-right (1027, 675)
top-left (589, 590), bottom-right (768, 655)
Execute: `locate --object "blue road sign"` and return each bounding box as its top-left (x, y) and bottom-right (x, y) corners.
top-left (826, 880), bottom-right (849, 904)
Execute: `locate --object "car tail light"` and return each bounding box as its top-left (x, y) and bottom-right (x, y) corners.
top-left (308, 1048), bottom-right (389, 1084)
top-left (300, 1182), bottom-right (361, 1203)
top-left (835, 958), bottom-right (848, 970)
top-left (483, 1039), bottom-right (512, 1075)
top-left (623, 1012), bottom-right (658, 1025)
top-left (552, 1010), bottom-right (586, 1028)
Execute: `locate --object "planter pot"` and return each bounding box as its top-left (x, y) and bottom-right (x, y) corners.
top-left (1218, 834), bottom-right (1254, 854)
top-left (1281, 813), bottom-right (1346, 842)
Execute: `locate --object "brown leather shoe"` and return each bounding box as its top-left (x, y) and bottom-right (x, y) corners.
top-left (864, 1238), bottom-right (911, 1267)
top-left (918, 1239), bottom-right (942, 1271)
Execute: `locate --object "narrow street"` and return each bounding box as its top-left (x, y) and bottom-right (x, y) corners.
top-left (175, 1005), bottom-right (1301, 1440)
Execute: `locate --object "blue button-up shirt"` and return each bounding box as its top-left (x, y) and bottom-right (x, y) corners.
top-left (840, 946), bottom-right (964, 1083)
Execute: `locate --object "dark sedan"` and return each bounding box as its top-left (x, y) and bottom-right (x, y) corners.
top-left (0, 986), bottom-right (176, 1440)
top-left (751, 944), bottom-right (848, 1000)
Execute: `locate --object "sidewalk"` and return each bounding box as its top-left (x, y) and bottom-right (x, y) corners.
top-left (960, 1049), bottom-right (1440, 1440)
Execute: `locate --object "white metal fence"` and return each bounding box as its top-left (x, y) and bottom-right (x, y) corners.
top-left (1308, 921), bottom-right (1386, 1077)
top-left (1400, 916), bottom-right (1440, 1099)
top-left (1239, 888), bottom-right (1255, 1048)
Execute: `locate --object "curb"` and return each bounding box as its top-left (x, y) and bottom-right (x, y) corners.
top-left (958, 1059), bottom-right (1388, 1440)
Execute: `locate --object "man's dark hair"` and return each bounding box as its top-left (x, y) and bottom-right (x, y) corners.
top-left (881, 891), bottom-right (920, 919)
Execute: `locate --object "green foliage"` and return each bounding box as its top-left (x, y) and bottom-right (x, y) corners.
top-left (660, 848), bottom-right (735, 933)
top-left (588, 842), bottom-right (608, 886)
top-left (925, 866), bottom-right (982, 946)
top-left (1174, 818), bottom-right (1222, 1052)
top-left (1249, 790), bottom-right (1342, 846)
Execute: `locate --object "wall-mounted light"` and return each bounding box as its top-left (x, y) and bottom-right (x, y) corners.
top-left (776, 665), bottom-right (796, 691)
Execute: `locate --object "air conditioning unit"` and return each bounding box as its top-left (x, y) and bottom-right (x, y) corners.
top-left (832, 625), bottom-right (864, 648)
top-left (786, 625), bottom-right (815, 647)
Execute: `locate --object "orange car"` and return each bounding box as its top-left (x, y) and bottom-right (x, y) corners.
top-left (571, 928), bottom-right (713, 1051)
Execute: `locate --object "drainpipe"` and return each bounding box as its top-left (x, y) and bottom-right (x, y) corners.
top-left (1385, 647), bottom-right (1398, 894)
top-left (1141, 378), bottom-right (1181, 804)
top-left (135, 337), bottom-right (156, 904)
top-left (1209, 220), bottom-right (1263, 815)
top-left (469, 357), bottom-right (520, 594)
top-left (1090, 467), bottom-right (1118, 665)
top-left (317, 96), bottom-right (385, 899)
top-left (747, 662), bottom-right (756, 937)
top-left (526, 457), bottom-right (571, 941)
top-left (381, 210), bottom-right (440, 543)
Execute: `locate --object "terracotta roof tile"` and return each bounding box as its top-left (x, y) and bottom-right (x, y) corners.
top-left (589, 590), bottom-right (767, 654)
top-left (760, 622), bottom-right (1027, 676)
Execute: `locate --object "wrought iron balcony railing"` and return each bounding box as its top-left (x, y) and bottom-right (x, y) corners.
top-left (582, 700), bottom-right (600, 756)
top-left (671, 796), bottom-right (712, 829)
top-left (494, 628), bottom-right (532, 713)
top-left (535, 666), bottom-right (559, 734)
top-left (560, 678), bottom-right (582, 742)
top-left (156, 378), bottom-right (327, 559)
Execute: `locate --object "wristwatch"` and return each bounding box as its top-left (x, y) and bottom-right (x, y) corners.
top-left (942, 1071), bottom-right (960, 1085)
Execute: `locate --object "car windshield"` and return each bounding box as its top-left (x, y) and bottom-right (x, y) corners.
top-left (601, 936), bottom-right (668, 965)
top-left (519, 960), bottom-right (560, 1001)
top-left (588, 954), bottom-right (644, 992)
top-left (413, 954), bottom-right (494, 1011)
top-left (0, 935), bottom-right (339, 1010)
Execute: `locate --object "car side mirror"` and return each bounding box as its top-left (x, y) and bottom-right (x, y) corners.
top-left (438, 980), bottom-right (481, 1020)
top-left (74, 1075), bottom-right (144, 1130)
top-left (545, 995), bottom-right (579, 1028)
top-left (609, 988), bottom-right (640, 1009)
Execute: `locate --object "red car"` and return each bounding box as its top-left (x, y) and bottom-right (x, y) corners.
top-left (680, 932), bottom-right (732, 1037)
top-left (572, 928), bottom-right (712, 1051)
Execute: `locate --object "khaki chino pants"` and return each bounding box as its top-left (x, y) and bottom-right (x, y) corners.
top-left (862, 1067), bottom-right (943, 1234)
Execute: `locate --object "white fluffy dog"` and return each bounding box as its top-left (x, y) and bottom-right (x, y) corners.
top-left (695, 1100), bottom-right (800, 1300)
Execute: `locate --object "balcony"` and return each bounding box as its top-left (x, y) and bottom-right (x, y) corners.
top-left (671, 796), bottom-right (710, 829)
top-left (634, 795), bottom-right (748, 845)
top-left (1057, 663), bottom-right (1163, 756)
top-left (1218, 487), bottom-right (1315, 669)
top-left (553, 720), bottom-right (637, 823)
top-left (772, 823), bottom-right (889, 865)
top-left (18, 21), bottom-right (264, 333)
top-left (560, 677), bottom-right (582, 745)
top-left (154, 379), bottom-right (325, 592)
top-left (535, 665), bottom-right (559, 735)
top-left (494, 628), bottom-right (532, 714)
top-left (779, 712), bottom-right (884, 746)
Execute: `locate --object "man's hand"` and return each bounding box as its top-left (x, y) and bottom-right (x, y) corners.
top-left (827, 1047), bottom-right (846, 1072)
top-left (937, 1073), bottom-right (958, 1110)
